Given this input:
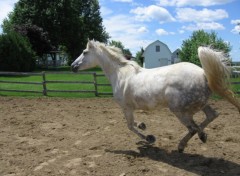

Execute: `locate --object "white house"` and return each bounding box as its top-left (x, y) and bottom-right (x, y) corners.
top-left (143, 40), bottom-right (179, 68)
top-left (171, 49), bottom-right (181, 64)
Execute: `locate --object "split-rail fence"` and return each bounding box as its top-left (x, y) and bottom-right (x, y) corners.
top-left (0, 71), bottom-right (112, 96)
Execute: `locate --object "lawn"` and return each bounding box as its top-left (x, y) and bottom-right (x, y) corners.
top-left (0, 67), bottom-right (240, 98)
top-left (0, 67), bottom-right (112, 98)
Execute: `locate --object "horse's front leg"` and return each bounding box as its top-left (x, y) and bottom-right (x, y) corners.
top-left (123, 108), bottom-right (155, 143)
top-left (134, 121), bottom-right (146, 130)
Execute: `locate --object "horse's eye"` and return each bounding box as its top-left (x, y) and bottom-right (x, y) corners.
top-left (83, 50), bottom-right (88, 55)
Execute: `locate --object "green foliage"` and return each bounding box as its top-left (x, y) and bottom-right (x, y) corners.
top-left (109, 40), bottom-right (132, 57)
top-left (180, 30), bottom-right (231, 66)
top-left (14, 24), bottom-right (54, 57)
top-left (135, 47), bottom-right (144, 66)
top-left (0, 32), bottom-right (36, 72)
top-left (2, 0), bottom-right (110, 64)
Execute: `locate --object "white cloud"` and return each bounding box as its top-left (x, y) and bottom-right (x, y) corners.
top-left (130, 5), bottom-right (175, 23)
top-left (178, 29), bottom-right (185, 34)
top-left (231, 19), bottom-right (240, 25)
top-left (231, 25), bottom-right (240, 34)
top-left (176, 8), bottom-right (228, 23)
top-left (137, 26), bottom-right (149, 33)
top-left (182, 22), bottom-right (225, 31)
top-left (231, 19), bottom-right (240, 34)
top-left (157, 0), bottom-right (234, 7)
top-left (103, 15), bottom-right (151, 53)
top-left (100, 6), bottom-right (113, 17)
top-left (156, 28), bottom-right (175, 35)
top-left (0, 0), bottom-right (18, 29)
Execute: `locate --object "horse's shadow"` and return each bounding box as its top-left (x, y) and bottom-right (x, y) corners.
top-left (105, 142), bottom-right (240, 176)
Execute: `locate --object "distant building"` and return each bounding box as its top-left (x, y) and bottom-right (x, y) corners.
top-left (171, 49), bottom-right (181, 64)
top-left (143, 40), bottom-right (180, 68)
top-left (37, 51), bottom-right (68, 68)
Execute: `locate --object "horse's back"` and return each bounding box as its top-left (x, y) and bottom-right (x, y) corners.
top-left (125, 62), bottom-right (210, 112)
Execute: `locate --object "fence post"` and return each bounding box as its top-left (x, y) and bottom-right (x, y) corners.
top-left (42, 71), bottom-right (47, 96)
top-left (93, 73), bottom-right (98, 96)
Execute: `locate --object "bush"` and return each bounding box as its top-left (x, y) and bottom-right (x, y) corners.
top-left (0, 32), bottom-right (36, 72)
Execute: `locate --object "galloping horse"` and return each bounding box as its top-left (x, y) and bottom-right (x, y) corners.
top-left (71, 40), bottom-right (240, 152)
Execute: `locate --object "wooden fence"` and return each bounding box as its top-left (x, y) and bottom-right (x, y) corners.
top-left (0, 71), bottom-right (240, 96)
top-left (0, 71), bottom-right (112, 96)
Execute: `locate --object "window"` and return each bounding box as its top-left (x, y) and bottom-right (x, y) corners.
top-left (156, 45), bottom-right (160, 52)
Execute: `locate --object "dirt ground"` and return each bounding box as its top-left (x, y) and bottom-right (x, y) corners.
top-left (0, 97), bottom-right (240, 176)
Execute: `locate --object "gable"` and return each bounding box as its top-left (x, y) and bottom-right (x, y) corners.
top-left (143, 40), bottom-right (172, 57)
top-left (142, 40), bottom-right (173, 68)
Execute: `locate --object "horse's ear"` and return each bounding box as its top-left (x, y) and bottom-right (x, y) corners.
top-left (87, 40), bottom-right (95, 49)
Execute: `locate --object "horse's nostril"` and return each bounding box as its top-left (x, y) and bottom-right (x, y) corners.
top-left (71, 65), bottom-right (79, 72)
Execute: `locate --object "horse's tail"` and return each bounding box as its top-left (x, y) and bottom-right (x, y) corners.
top-left (198, 46), bottom-right (240, 113)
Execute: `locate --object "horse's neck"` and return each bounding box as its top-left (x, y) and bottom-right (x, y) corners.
top-left (98, 55), bottom-right (135, 88)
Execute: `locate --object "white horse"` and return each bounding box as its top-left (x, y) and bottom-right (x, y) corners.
top-left (71, 40), bottom-right (240, 152)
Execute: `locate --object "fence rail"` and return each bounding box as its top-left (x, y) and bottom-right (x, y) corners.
top-left (0, 71), bottom-right (113, 96)
top-left (0, 71), bottom-right (240, 96)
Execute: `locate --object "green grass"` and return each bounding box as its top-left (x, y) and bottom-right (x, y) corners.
top-left (0, 67), bottom-right (112, 98)
top-left (0, 67), bottom-right (240, 98)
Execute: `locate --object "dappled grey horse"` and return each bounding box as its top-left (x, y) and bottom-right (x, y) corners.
top-left (71, 40), bottom-right (240, 152)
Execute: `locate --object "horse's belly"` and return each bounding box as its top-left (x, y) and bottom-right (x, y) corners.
top-left (132, 92), bottom-right (167, 110)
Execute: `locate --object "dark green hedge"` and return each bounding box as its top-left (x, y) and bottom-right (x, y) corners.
top-left (0, 32), bottom-right (36, 72)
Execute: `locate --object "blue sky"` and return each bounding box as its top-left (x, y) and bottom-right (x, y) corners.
top-left (99, 0), bottom-right (240, 61)
top-left (0, 0), bottom-right (239, 61)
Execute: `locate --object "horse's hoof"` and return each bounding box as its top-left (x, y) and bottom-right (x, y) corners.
top-left (138, 122), bottom-right (146, 130)
top-left (199, 133), bottom-right (207, 143)
top-left (146, 135), bottom-right (156, 143)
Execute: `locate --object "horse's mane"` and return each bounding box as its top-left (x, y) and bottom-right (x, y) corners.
top-left (89, 41), bottom-right (141, 71)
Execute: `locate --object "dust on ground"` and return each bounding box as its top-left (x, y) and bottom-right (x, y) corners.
top-left (0, 97), bottom-right (239, 176)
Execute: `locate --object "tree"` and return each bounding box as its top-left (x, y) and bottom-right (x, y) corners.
top-left (14, 24), bottom-right (54, 57)
top-left (135, 47), bottom-right (144, 66)
top-left (109, 40), bottom-right (132, 59)
top-left (180, 30), bottom-right (231, 66)
top-left (2, 0), bottom-right (109, 64)
top-left (0, 32), bottom-right (36, 72)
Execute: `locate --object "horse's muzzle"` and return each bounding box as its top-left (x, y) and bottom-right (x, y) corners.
top-left (71, 63), bottom-right (79, 73)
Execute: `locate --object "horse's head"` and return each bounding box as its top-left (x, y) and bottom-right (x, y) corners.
top-left (71, 40), bottom-right (99, 72)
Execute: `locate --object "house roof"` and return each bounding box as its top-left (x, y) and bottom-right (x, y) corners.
top-left (143, 40), bottom-right (172, 57)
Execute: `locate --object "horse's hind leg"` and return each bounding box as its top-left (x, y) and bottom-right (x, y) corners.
top-left (176, 105), bottom-right (219, 152)
top-left (123, 109), bottom-right (155, 143)
top-left (198, 105), bottom-right (219, 142)
top-left (174, 112), bottom-right (203, 152)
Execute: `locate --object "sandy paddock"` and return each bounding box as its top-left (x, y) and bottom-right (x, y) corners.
top-left (0, 97), bottom-right (239, 176)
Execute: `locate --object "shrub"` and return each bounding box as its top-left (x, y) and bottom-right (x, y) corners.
top-left (0, 32), bottom-right (36, 72)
